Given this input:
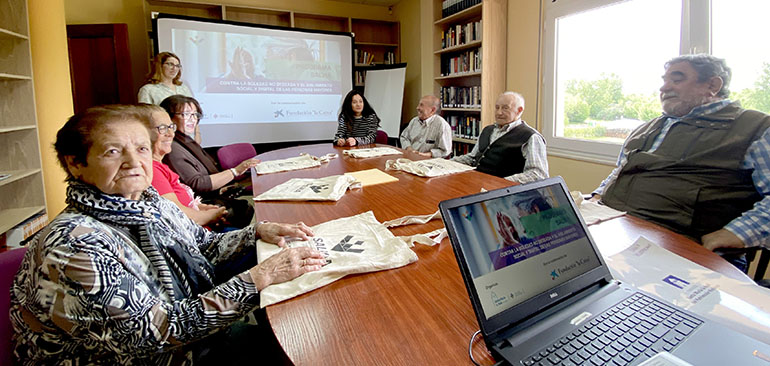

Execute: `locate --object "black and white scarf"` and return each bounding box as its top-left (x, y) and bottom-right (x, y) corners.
top-left (66, 182), bottom-right (216, 300)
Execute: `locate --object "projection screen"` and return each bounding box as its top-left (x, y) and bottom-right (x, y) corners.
top-left (155, 16), bottom-right (354, 147)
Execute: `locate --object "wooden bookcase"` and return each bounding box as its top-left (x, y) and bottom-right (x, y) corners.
top-left (0, 0), bottom-right (47, 235)
top-left (351, 19), bottom-right (399, 89)
top-left (143, 1), bottom-right (400, 91)
top-left (433, 0), bottom-right (506, 156)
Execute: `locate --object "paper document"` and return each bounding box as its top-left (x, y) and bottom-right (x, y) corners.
top-left (344, 169), bottom-right (398, 187)
top-left (606, 237), bottom-right (770, 345)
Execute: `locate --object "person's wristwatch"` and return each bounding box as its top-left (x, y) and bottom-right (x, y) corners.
top-left (229, 167), bottom-right (239, 178)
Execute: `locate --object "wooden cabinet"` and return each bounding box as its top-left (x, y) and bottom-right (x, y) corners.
top-left (142, 1), bottom-right (400, 91)
top-left (433, 0), bottom-right (506, 156)
top-left (0, 0), bottom-right (47, 235)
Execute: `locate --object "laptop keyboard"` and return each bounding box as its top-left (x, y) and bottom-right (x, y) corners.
top-left (522, 292), bottom-right (702, 366)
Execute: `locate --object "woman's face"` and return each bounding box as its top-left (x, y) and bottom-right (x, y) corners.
top-left (351, 94), bottom-right (364, 116)
top-left (151, 111), bottom-right (175, 159)
top-left (161, 57), bottom-right (181, 82)
top-left (67, 121), bottom-right (153, 200)
top-left (172, 103), bottom-right (199, 137)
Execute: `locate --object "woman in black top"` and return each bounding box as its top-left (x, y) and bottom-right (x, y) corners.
top-left (334, 89), bottom-right (381, 146)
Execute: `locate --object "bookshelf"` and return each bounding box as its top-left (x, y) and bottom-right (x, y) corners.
top-left (142, 1), bottom-right (400, 91)
top-left (0, 0), bottom-right (47, 235)
top-left (352, 19), bottom-right (399, 89)
top-left (433, 0), bottom-right (506, 156)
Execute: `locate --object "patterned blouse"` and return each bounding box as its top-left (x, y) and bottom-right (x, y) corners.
top-left (10, 182), bottom-right (260, 365)
top-left (333, 113), bottom-right (380, 145)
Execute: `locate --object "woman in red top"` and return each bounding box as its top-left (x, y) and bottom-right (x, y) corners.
top-left (146, 104), bottom-right (226, 226)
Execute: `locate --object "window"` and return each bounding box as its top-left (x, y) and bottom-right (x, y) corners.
top-left (543, 0), bottom-right (770, 163)
top-left (712, 0), bottom-right (770, 115)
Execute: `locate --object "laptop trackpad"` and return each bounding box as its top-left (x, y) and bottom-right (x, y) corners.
top-left (669, 321), bottom-right (770, 366)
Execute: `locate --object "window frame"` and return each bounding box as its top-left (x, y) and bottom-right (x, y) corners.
top-left (541, 0), bottom-right (710, 164)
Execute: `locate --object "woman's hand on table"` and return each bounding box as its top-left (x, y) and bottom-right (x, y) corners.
top-left (257, 221), bottom-right (314, 247)
top-left (336, 138), bottom-right (346, 146)
top-left (249, 246), bottom-right (326, 290)
top-left (346, 137), bottom-right (357, 146)
top-left (235, 158), bottom-right (260, 176)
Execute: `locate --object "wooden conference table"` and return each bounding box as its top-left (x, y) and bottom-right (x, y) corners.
top-left (250, 143), bottom-right (750, 365)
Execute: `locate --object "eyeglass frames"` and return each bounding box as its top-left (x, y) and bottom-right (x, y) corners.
top-left (175, 112), bottom-right (203, 120)
top-left (154, 123), bottom-right (177, 134)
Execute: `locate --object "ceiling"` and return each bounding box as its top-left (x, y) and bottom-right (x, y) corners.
top-left (330, 0), bottom-right (401, 7)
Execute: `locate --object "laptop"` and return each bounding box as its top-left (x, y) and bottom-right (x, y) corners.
top-left (439, 177), bottom-right (770, 366)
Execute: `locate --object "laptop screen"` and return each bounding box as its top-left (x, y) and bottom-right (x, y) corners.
top-left (443, 181), bottom-right (602, 319)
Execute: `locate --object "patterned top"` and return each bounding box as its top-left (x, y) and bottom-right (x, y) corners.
top-left (137, 83), bottom-right (193, 105)
top-left (333, 113), bottom-right (380, 145)
top-left (399, 114), bottom-right (453, 158)
top-left (10, 182), bottom-right (259, 365)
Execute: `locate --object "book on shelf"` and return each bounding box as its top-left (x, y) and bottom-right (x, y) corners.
top-left (447, 115), bottom-right (480, 140)
top-left (452, 141), bottom-right (473, 157)
top-left (440, 49), bottom-right (481, 76)
top-left (441, 19), bottom-right (482, 49)
top-left (440, 86), bottom-right (481, 109)
top-left (4, 212), bottom-right (48, 249)
top-left (354, 49), bottom-right (381, 66)
top-left (355, 70), bottom-right (366, 85)
top-left (441, 0), bottom-right (482, 18)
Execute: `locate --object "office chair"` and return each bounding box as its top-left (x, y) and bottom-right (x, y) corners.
top-left (376, 130), bottom-right (389, 145)
top-left (0, 248), bottom-right (27, 365)
top-left (747, 246), bottom-right (770, 282)
top-left (217, 143), bottom-right (257, 171)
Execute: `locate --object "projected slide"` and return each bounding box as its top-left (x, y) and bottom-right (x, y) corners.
top-left (156, 17), bottom-right (354, 146)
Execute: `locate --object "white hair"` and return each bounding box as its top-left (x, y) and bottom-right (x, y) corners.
top-left (502, 91), bottom-right (525, 109)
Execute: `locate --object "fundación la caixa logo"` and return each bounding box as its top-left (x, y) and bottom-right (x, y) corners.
top-left (551, 269), bottom-right (560, 280)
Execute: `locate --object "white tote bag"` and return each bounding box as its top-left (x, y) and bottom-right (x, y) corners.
top-left (342, 147), bottom-right (402, 158)
top-left (255, 153), bottom-right (337, 174)
top-left (385, 157), bottom-right (474, 177)
top-left (254, 174), bottom-right (360, 202)
top-left (257, 211), bottom-right (418, 307)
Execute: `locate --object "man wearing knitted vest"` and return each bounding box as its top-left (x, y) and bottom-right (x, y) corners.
top-left (452, 92), bottom-right (549, 184)
top-left (591, 54), bottom-right (770, 272)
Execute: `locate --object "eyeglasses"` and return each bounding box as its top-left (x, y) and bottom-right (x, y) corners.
top-left (175, 112), bottom-right (202, 120)
top-left (154, 123), bottom-right (177, 134)
top-left (163, 62), bottom-right (182, 69)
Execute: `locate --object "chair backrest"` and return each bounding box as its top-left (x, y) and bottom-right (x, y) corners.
top-left (0, 248), bottom-right (27, 365)
top-left (376, 130), bottom-right (388, 145)
top-left (217, 143), bottom-right (257, 171)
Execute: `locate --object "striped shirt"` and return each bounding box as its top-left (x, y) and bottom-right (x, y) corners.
top-left (595, 100), bottom-right (770, 247)
top-left (452, 120), bottom-right (549, 184)
top-left (334, 113), bottom-right (380, 145)
top-left (399, 114), bottom-right (453, 157)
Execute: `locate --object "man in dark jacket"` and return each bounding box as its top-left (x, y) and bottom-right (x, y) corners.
top-left (452, 92), bottom-right (549, 184)
top-left (591, 54), bottom-right (770, 271)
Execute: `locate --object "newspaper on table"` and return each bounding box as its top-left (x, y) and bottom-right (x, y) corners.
top-left (605, 236), bottom-right (770, 345)
top-left (255, 153), bottom-right (337, 175)
top-left (342, 147), bottom-right (402, 158)
top-left (254, 174), bottom-right (360, 202)
top-left (385, 157), bottom-right (474, 177)
top-left (257, 211), bottom-right (418, 306)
